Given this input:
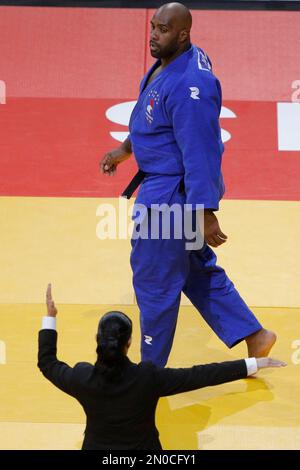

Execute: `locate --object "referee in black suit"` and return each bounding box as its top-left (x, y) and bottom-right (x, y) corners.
top-left (38, 284), bottom-right (286, 450)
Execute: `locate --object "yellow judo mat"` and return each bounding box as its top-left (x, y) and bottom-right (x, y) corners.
top-left (1, 196), bottom-right (300, 449)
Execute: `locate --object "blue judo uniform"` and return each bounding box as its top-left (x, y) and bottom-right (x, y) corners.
top-left (129, 44), bottom-right (261, 367)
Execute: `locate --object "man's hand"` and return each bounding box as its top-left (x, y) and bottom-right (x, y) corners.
top-left (256, 357), bottom-right (287, 369)
top-left (204, 210), bottom-right (228, 248)
top-left (100, 151), bottom-right (119, 176)
top-left (46, 283), bottom-right (57, 317)
top-left (100, 138), bottom-right (132, 176)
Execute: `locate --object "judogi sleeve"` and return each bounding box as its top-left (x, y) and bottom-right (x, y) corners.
top-left (167, 73), bottom-right (224, 210)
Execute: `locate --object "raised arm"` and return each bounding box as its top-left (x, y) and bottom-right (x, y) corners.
top-left (37, 284), bottom-right (75, 396)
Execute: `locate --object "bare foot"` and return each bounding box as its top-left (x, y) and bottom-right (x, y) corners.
top-left (246, 328), bottom-right (277, 357)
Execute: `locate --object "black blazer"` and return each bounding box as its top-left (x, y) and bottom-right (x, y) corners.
top-left (38, 329), bottom-right (247, 450)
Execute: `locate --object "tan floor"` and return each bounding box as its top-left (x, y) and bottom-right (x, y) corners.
top-left (1, 197), bottom-right (300, 307)
top-left (0, 304), bottom-right (299, 450)
top-left (1, 195), bottom-right (299, 449)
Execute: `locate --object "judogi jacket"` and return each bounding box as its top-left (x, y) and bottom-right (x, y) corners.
top-left (129, 44), bottom-right (225, 210)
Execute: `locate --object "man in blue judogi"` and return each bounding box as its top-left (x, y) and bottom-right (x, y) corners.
top-left (101, 2), bottom-right (276, 367)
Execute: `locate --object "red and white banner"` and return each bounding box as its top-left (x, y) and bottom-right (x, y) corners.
top-left (0, 6), bottom-right (299, 200)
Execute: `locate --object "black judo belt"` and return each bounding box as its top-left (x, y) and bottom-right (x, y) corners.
top-left (121, 170), bottom-right (146, 199)
top-left (121, 170), bottom-right (185, 199)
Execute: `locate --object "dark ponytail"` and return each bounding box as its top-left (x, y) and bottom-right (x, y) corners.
top-left (94, 311), bottom-right (132, 381)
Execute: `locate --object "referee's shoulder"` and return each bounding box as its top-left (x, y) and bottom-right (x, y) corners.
top-left (137, 360), bottom-right (166, 377)
top-left (137, 360), bottom-right (158, 371)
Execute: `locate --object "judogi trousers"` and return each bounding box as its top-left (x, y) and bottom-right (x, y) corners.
top-left (130, 203), bottom-right (261, 368)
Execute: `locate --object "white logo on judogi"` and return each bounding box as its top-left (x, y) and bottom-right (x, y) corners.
top-left (144, 335), bottom-right (153, 345)
top-left (189, 87), bottom-right (200, 100)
